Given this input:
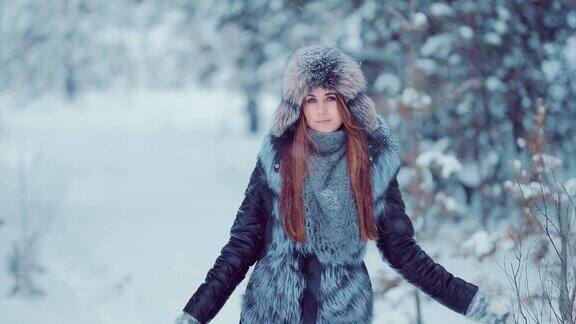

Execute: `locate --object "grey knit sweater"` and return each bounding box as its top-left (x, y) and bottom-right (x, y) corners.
top-left (303, 126), bottom-right (365, 263)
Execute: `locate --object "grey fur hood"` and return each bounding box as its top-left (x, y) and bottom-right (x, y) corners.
top-left (269, 44), bottom-right (380, 138)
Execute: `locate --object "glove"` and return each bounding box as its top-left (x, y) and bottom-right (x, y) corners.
top-left (465, 289), bottom-right (512, 323)
top-left (174, 312), bottom-right (201, 324)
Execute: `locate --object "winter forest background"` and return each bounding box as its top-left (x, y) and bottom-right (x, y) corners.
top-left (1, 1), bottom-right (575, 323)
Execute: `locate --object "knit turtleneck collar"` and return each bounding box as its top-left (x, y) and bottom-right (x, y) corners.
top-left (307, 126), bottom-right (347, 155)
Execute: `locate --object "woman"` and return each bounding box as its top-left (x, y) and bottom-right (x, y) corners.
top-left (175, 45), bottom-right (512, 324)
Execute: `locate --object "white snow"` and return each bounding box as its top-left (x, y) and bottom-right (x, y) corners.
top-left (509, 159), bottom-right (522, 173)
top-left (420, 33), bottom-right (454, 59)
top-left (549, 83), bottom-right (568, 101)
top-left (496, 6), bottom-right (511, 21)
top-left (485, 76), bottom-right (505, 92)
top-left (430, 3), bottom-right (455, 18)
top-left (0, 87), bottom-right (269, 324)
top-left (416, 147), bottom-right (463, 179)
top-left (414, 58), bottom-right (438, 75)
top-left (457, 162), bottom-right (481, 187)
top-left (484, 32), bottom-right (502, 46)
top-left (459, 26), bottom-right (474, 40)
top-left (508, 181), bottom-right (552, 200)
top-left (562, 178), bottom-right (576, 200)
top-left (413, 12), bottom-right (428, 29)
top-left (435, 191), bottom-right (465, 215)
top-left (568, 11), bottom-right (576, 28)
top-left (461, 231), bottom-right (495, 258)
top-left (400, 87), bottom-right (432, 109)
top-left (492, 20), bottom-right (508, 35)
top-left (516, 137), bottom-right (527, 149)
top-left (541, 59), bottom-right (562, 81)
top-left (374, 73), bottom-right (402, 95)
top-left (531, 153), bottom-right (563, 173)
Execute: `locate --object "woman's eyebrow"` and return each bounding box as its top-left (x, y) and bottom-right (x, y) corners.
top-left (306, 92), bottom-right (337, 97)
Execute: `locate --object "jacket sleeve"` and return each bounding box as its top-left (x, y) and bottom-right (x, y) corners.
top-left (182, 159), bottom-right (268, 323)
top-left (375, 173), bottom-right (479, 316)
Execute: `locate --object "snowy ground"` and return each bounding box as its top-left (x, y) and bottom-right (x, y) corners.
top-left (0, 87), bottom-right (511, 324)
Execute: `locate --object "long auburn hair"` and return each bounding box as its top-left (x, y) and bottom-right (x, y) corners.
top-left (279, 92), bottom-right (378, 243)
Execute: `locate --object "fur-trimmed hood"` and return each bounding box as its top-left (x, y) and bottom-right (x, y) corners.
top-left (269, 44), bottom-right (380, 138)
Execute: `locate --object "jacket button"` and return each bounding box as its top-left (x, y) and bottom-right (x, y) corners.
top-left (369, 156), bottom-right (373, 161)
top-left (274, 163), bottom-right (280, 169)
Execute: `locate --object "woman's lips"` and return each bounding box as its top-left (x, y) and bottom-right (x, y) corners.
top-left (317, 119), bottom-right (331, 123)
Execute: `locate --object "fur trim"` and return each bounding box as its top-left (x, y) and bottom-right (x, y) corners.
top-left (318, 263), bottom-right (373, 323)
top-left (269, 44), bottom-right (379, 138)
top-left (370, 115), bottom-right (402, 216)
top-left (240, 259), bottom-right (374, 323)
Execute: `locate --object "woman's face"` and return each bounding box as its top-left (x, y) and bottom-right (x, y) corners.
top-left (302, 86), bottom-right (343, 133)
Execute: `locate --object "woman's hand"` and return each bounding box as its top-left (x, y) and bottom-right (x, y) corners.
top-left (465, 289), bottom-right (513, 323)
top-left (174, 312), bottom-right (201, 324)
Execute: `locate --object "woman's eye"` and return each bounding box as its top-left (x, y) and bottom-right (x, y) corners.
top-left (307, 98), bottom-right (316, 103)
top-left (327, 96), bottom-right (336, 101)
